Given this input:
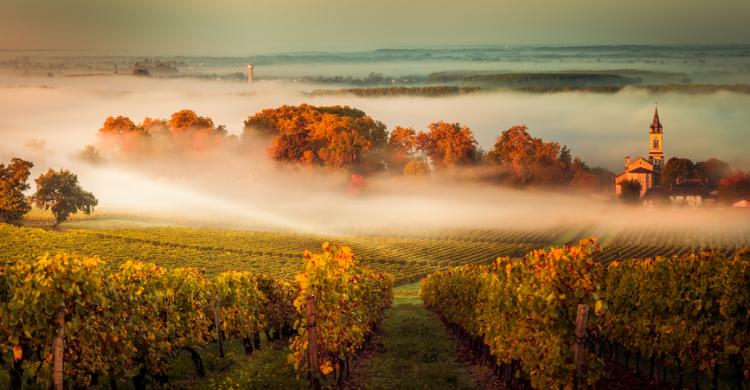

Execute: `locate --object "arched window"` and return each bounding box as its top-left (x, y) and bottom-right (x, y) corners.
top-left (653, 139), bottom-right (659, 148)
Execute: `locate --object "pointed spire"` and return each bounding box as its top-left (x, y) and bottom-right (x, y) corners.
top-left (650, 104), bottom-right (662, 133)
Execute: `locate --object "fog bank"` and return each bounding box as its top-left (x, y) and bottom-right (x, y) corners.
top-left (1, 73), bottom-right (749, 237)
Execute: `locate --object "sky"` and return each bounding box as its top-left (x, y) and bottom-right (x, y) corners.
top-left (1, 0), bottom-right (749, 55)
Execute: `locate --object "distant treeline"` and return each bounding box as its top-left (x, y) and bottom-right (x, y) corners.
top-left (308, 86), bottom-right (484, 97)
top-left (518, 83), bottom-right (750, 94)
top-left (308, 83), bottom-right (750, 97)
top-left (426, 71), bottom-right (640, 87)
top-left (635, 83), bottom-right (750, 94)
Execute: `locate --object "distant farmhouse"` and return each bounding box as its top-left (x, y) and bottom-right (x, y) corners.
top-left (615, 107), bottom-right (714, 206)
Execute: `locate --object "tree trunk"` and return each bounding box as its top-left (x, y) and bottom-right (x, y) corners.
top-left (109, 372), bottom-right (118, 390)
top-left (712, 363), bottom-right (719, 390)
top-left (53, 306), bottom-right (65, 390)
top-left (132, 367), bottom-right (147, 390)
top-left (650, 354), bottom-right (656, 380)
top-left (10, 358), bottom-right (23, 390)
top-left (214, 297), bottom-right (224, 358)
top-left (184, 346), bottom-right (206, 378)
top-left (243, 337), bottom-right (254, 355)
top-left (636, 350), bottom-right (641, 374)
top-left (732, 355), bottom-right (744, 390)
top-left (253, 332), bottom-right (262, 349)
top-left (504, 362), bottom-right (513, 389)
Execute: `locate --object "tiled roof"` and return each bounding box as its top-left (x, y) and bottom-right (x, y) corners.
top-left (628, 167), bottom-right (653, 174)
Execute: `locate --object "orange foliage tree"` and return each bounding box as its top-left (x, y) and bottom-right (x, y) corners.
top-left (243, 104), bottom-right (387, 172)
top-left (487, 125), bottom-right (564, 184)
top-left (96, 110), bottom-right (228, 159)
top-left (414, 121), bottom-right (481, 169)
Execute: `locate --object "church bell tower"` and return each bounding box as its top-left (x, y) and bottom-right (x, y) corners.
top-left (648, 106), bottom-right (664, 171)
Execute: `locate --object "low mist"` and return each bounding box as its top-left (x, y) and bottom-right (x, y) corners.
top-left (1, 72), bottom-right (749, 238)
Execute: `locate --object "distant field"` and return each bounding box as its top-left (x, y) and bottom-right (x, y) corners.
top-left (0, 224), bottom-right (538, 283)
top-left (4, 216), bottom-right (750, 285)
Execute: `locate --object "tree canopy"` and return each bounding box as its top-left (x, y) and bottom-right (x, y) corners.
top-left (32, 169), bottom-right (98, 227)
top-left (719, 170), bottom-right (750, 203)
top-left (415, 121), bottom-right (481, 169)
top-left (0, 158), bottom-right (34, 224)
top-left (661, 157), bottom-right (696, 188)
top-left (97, 110), bottom-right (228, 159)
top-left (243, 104), bottom-right (388, 172)
top-left (695, 158), bottom-right (731, 189)
top-left (169, 110), bottom-right (215, 133)
top-left (485, 125), bottom-right (610, 188)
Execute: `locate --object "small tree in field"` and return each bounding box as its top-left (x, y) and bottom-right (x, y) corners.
top-left (0, 158), bottom-right (34, 224)
top-left (32, 169), bottom-right (98, 227)
top-left (619, 179), bottom-right (642, 205)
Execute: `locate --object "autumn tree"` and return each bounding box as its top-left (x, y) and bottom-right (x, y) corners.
top-left (32, 169), bottom-right (98, 227)
top-left (660, 157), bottom-right (695, 188)
top-left (242, 104), bottom-right (388, 172)
top-left (99, 116), bottom-right (143, 136)
top-left (386, 126), bottom-right (418, 171)
top-left (403, 159), bottom-right (431, 176)
top-left (719, 170), bottom-right (750, 203)
top-left (96, 111), bottom-right (227, 159)
top-left (98, 115), bottom-right (150, 157)
top-left (169, 109), bottom-right (215, 133)
top-left (76, 145), bottom-right (104, 164)
top-left (415, 121), bottom-right (480, 169)
top-left (487, 125), bottom-right (566, 184)
top-left (0, 158), bottom-right (34, 224)
top-left (619, 179), bottom-right (642, 205)
top-left (140, 117), bottom-right (169, 136)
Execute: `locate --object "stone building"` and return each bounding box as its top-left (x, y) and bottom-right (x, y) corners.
top-left (615, 107), bottom-right (664, 197)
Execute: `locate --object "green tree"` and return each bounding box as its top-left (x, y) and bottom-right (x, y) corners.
top-left (559, 145), bottom-right (572, 170)
top-left (695, 158), bottom-right (731, 189)
top-left (32, 169), bottom-right (98, 227)
top-left (0, 158), bottom-right (34, 224)
top-left (660, 157), bottom-right (695, 188)
top-left (619, 179), bottom-right (642, 205)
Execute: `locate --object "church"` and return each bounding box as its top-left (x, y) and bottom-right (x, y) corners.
top-left (614, 107), bottom-right (664, 197)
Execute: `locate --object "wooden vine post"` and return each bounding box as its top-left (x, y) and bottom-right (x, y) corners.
top-left (214, 296), bottom-right (224, 358)
top-left (574, 304), bottom-right (589, 390)
top-left (306, 294), bottom-right (321, 390)
top-left (53, 304), bottom-right (65, 390)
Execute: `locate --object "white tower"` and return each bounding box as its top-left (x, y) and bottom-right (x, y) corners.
top-left (247, 64), bottom-right (254, 84)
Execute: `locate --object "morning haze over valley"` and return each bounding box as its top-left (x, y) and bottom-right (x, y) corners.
top-left (1, 1), bottom-right (750, 389)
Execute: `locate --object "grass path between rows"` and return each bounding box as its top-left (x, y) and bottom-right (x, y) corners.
top-left (190, 284), bottom-right (479, 389)
top-left (348, 287), bottom-right (478, 389)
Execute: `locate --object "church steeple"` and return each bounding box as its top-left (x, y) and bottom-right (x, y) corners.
top-left (648, 104), bottom-right (664, 171)
top-left (650, 106), bottom-right (663, 134)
